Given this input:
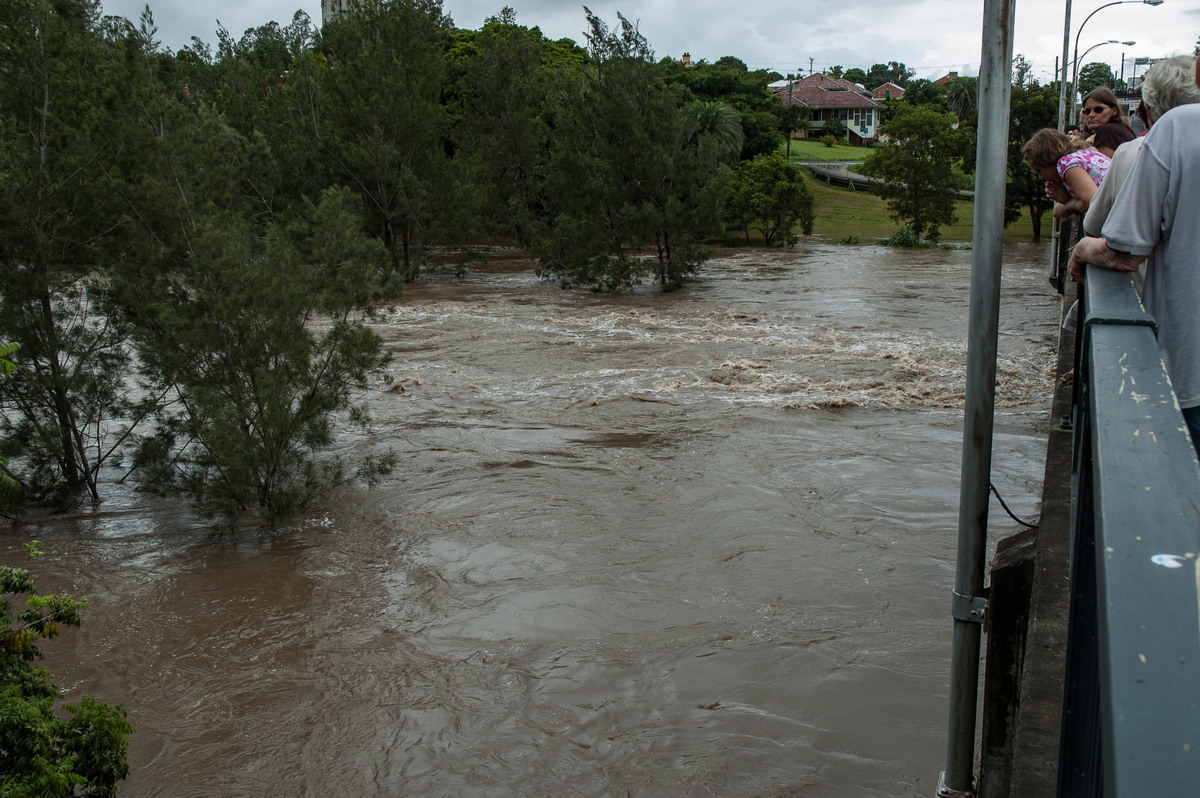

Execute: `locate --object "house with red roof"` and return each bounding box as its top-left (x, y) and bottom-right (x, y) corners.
top-left (872, 82), bottom-right (906, 101)
top-left (770, 74), bottom-right (885, 145)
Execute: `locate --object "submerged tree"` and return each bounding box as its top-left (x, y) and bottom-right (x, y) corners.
top-left (0, 541), bottom-right (133, 797)
top-left (0, 344), bottom-right (20, 508)
top-left (122, 188), bottom-right (394, 522)
top-left (532, 8), bottom-right (727, 290)
top-left (318, 0), bottom-right (456, 281)
top-left (0, 0), bottom-right (139, 506)
top-left (449, 9), bottom-right (566, 245)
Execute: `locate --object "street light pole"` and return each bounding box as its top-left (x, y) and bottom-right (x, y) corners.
top-left (1057, 0), bottom-right (1073, 129)
top-left (1067, 0), bottom-right (1164, 122)
top-left (1073, 39), bottom-right (1135, 119)
top-left (1075, 39), bottom-right (1120, 91)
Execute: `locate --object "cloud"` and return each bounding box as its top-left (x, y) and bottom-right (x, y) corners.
top-left (99, 0), bottom-right (1194, 87)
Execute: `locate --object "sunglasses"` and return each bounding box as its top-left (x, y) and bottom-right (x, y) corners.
top-left (1080, 106), bottom-right (1111, 115)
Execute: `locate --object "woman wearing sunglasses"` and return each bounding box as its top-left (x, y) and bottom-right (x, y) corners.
top-left (1079, 86), bottom-right (1135, 158)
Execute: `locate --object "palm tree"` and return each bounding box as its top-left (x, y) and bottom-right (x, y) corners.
top-left (946, 77), bottom-right (977, 122)
top-left (685, 100), bottom-right (744, 162)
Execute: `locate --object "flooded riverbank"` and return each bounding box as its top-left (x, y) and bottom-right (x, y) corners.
top-left (9, 242), bottom-right (1059, 797)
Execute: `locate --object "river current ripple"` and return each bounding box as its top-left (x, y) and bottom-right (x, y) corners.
top-left (15, 242), bottom-right (1058, 797)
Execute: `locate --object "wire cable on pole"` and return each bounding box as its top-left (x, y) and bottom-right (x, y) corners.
top-left (989, 482), bottom-right (1039, 528)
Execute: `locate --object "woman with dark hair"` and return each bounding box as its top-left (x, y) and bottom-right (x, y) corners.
top-left (1079, 86), bottom-right (1135, 157)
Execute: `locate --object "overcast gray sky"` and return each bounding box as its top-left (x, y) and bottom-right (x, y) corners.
top-left (99, 0), bottom-right (1196, 85)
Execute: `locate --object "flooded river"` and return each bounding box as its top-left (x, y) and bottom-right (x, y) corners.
top-left (8, 242), bottom-right (1059, 797)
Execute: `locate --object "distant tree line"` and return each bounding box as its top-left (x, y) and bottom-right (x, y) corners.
top-left (0, 0), bottom-right (817, 518)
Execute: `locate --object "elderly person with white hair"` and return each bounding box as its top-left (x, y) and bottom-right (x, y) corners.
top-left (1083, 55), bottom-right (1200, 238)
top-left (1070, 55), bottom-right (1200, 456)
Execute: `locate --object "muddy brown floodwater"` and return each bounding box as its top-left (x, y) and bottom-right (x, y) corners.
top-left (7, 242), bottom-right (1059, 797)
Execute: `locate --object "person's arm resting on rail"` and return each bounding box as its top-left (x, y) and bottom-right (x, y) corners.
top-left (1069, 238), bottom-right (1147, 281)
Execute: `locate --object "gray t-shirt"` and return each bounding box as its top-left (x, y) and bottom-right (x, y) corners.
top-left (1084, 137), bottom-right (1143, 238)
top-left (1101, 104), bottom-right (1200, 408)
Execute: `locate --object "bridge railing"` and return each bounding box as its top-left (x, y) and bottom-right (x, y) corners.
top-left (1057, 267), bottom-right (1200, 795)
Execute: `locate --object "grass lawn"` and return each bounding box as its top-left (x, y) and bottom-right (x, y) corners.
top-left (794, 165), bottom-right (1047, 244)
top-left (772, 138), bottom-right (1044, 243)
top-left (781, 138), bottom-right (869, 162)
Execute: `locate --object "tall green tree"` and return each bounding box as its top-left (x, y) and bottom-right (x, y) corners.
top-left (0, 0), bottom-right (139, 506)
top-left (121, 188), bottom-right (394, 521)
top-left (723, 154), bottom-right (815, 245)
top-left (777, 102), bottom-right (810, 159)
top-left (867, 61), bottom-right (914, 88)
top-left (318, 0), bottom-right (456, 281)
top-left (1076, 62), bottom-right (1119, 96)
top-left (175, 11), bottom-right (324, 218)
top-left (714, 55), bottom-right (748, 71)
top-left (1005, 80), bottom-right (1058, 239)
top-left (1, 541), bottom-right (133, 797)
top-left (658, 56), bottom-right (785, 160)
top-left (185, 12), bottom-right (318, 141)
top-left (901, 78), bottom-right (948, 110)
top-left (1012, 54), bottom-right (1033, 87)
top-left (861, 104), bottom-right (969, 241)
top-left (684, 100), bottom-right (744, 161)
top-left (450, 9), bottom-right (559, 244)
top-left (843, 67), bottom-right (868, 85)
top-left (105, 36), bottom-right (394, 521)
top-left (533, 8), bottom-right (726, 290)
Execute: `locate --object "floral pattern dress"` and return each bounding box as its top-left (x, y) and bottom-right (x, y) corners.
top-left (1056, 148), bottom-right (1111, 196)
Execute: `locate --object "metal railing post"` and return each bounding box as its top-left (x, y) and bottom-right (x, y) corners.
top-left (940, 0), bottom-right (1014, 793)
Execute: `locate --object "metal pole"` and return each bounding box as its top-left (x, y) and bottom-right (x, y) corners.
top-left (939, 0), bottom-right (1013, 792)
top-left (1057, 0), bottom-right (1073, 129)
top-left (1073, 41), bottom-right (1121, 118)
top-left (1052, 0), bottom-right (1073, 293)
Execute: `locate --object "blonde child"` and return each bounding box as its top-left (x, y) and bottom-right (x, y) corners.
top-left (1022, 128), bottom-right (1110, 219)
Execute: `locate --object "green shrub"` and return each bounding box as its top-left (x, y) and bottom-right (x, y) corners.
top-left (821, 118), bottom-right (846, 139)
top-left (881, 224), bottom-right (924, 247)
top-left (0, 542), bottom-right (132, 797)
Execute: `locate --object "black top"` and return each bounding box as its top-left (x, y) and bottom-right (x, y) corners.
top-left (1092, 122), bottom-right (1136, 154)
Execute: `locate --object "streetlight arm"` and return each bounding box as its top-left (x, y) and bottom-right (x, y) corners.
top-left (1072, 2), bottom-right (1123, 90)
top-left (1072, 0), bottom-right (1163, 89)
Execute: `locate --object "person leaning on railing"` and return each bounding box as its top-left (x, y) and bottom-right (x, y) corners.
top-left (1022, 128), bottom-right (1110, 219)
top-left (1084, 57), bottom-right (1200, 242)
top-left (1070, 56), bottom-right (1200, 459)
top-left (1024, 128), bottom-right (1112, 350)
